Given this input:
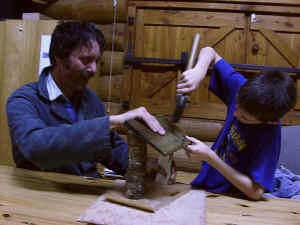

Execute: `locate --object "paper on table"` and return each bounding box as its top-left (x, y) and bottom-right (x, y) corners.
top-left (77, 190), bottom-right (206, 225)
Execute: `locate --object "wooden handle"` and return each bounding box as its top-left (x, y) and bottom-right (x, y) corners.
top-left (186, 33), bottom-right (201, 70)
top-left (105, 193), bottom-right (155, 212)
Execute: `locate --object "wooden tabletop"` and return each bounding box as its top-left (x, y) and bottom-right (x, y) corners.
top-left (0, 165), bottom-right (299, 225)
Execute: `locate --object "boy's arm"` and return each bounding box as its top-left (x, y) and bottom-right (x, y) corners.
top-left (177, 47), bottom-right (222, 94)
top-left (185, 136), bottom-right (265, 200)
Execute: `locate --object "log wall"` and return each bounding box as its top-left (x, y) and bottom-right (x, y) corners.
top-left (41, 0), bottom-right (128, 23)
top-left (0, 20), bottom-right (57, 166)
top-left (1, 0), bottom-right (299, 176)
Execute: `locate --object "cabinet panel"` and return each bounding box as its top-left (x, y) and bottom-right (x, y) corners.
top-left (129, 9), bottom-right (246, 121)
top-left (125, 5), bottom-right (300, 125)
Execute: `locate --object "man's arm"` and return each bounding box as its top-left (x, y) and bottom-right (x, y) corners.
top-left (177, 47), bottom-right (222, 94)
top-left (6, 91), bottom-right (164, 170)
top-left (109, 107), bottom-right (165, 135)
top-left (185, 136), bottom-right (265, 200)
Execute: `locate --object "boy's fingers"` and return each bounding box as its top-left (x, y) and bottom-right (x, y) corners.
top-left (185, 136), bottom-right (199, 143)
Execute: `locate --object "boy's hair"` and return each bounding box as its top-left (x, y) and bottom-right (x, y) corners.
top-left (49, 21), bottom-right (105, 66)
top-left (237, 70), bottom-right (297, 122)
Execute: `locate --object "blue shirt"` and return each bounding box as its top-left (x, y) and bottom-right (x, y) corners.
top-left (191, 59), bottom-right (281, 193)
top-left (6, 68), bottom-right (128, 177)
top-left (47, 73), bottom-right (78, 122)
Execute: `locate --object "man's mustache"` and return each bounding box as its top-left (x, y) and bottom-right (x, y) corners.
top-left (81, 70), bottom-right (94, 79)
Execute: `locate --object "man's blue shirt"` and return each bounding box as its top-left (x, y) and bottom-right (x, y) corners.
top-left (6, 69), bottom-right (128, 177)
top-left (191, 59), bottom-right (281, 193)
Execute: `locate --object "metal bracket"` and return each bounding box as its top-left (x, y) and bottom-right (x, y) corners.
top-left (128, 16), bottom-right (135, 26)
top-left (230, 63), bottom-right (300, 74)
top-left (124, 51), bottom-right (189, 70)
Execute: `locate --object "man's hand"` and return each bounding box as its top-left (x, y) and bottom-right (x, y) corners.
top-left (110, 107), bottom-right (165, 135)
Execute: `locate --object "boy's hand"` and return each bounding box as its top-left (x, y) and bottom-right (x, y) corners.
top-left (177, 68), bottom-right (204, 94)
top-left (184, 136), bottom-right (212, 162)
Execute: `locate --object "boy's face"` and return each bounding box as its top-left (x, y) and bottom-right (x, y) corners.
top-left (234, 104), bottom-right (262, 124)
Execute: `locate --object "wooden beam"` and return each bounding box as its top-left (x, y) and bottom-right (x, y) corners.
top-left (101, 51), bottom-right (124, 75)
top-left (295, 79), bottom-right (300, 110)
top-left (100, 23), bottom-right (127, 51)
top-left (251, 15), bottom-right (300, 33)
top-left (130, 0), bottom-right (300, 7)
top-left (143, 10), bottom-right (245, 28)
top-left (203, 26), bottom-right (235, 47)
top-left (122, 5), bottom-right (137, 105)
top-left (130, 1), bottom-right (300, 14)
top-left (42, 0), bottom-right (128, 23)
top-left (260, 29), bottom-right (299, 67)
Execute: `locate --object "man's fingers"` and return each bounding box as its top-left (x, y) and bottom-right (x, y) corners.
top-left (137, 108), bottom-right (165, 135)
top-left (145, 115), bottom-right (165, 135)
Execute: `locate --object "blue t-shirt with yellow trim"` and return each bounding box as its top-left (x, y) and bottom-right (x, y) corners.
top-left (191, 59), bottom-right (281, 193)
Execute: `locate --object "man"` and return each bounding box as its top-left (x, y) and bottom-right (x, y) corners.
top-left (178, 47), bottom-right (297, 200)
top-left (6, 21), bottom-right (165, 178)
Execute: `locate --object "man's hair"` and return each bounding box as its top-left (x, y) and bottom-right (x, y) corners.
top-left (237, 70), bottom-right (297, 122)
top-left (49, 21), bottom-right (105, 66)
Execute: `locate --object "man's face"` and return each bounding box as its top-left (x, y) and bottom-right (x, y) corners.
top-left (59, 40), bottom-right (101, 94)
top-left (234, 104), bottom-right (262, 125)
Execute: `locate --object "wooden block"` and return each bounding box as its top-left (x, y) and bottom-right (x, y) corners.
top-left (125, 115), bottom-right (189, 156)
top-left (105, 183), bottom-right (190, 212)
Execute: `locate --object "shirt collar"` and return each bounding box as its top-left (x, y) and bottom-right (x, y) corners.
top-left (46, 72), bottom-right (63, 101)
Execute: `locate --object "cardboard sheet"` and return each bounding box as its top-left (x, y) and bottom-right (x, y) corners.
top-left (77, 189), bottom-right (206, 225)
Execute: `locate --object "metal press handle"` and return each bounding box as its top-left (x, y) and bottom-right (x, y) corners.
top-left (186, 33), bottom-right (201, 70)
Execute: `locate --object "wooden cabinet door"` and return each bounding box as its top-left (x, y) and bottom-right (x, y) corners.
top-left (127, 8), bottom-right (247, 121)
top-left (124, 6), bottom-right (300, 125)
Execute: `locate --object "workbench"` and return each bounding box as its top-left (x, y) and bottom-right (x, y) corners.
top-left (0, 165), bottom-right (299, 225)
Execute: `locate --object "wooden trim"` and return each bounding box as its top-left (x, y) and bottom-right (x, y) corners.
top-left (244, 14), bottom-right (251, 63)
top-left (129, 0), bottom-right (300, 6)
top-left (131, 100), bottom-right (227, 120)
top-left (102, 51), bottom-right (124, 75)
top-left (131, 9), bottom-right (145, 102)
top-left (203, 26), bottom-right (235, 47)
top-left (251, 14), bottom-right (300, 33)
top-left (295, 79), bottom-right (300, 110)
top-left (122, 5), bottom-right (136, 105)
top-left (146, 73), bottom-right (177, 98)
top-left (143, 10), bottom-right (245, 28)
top-left (130, 1), bottom-right (300, 14)
top-left (259, 29), bottom-right (299, 67)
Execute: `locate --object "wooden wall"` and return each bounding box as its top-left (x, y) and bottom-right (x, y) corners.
top-left (0, 0), bottom-right (300, 174)
top-left (125, 0), bottom-right (300, 126)
top-left (0, 20), bottom-right (58, 166)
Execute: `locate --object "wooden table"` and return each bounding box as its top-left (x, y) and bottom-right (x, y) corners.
top-left (0, 165), bottom-right (299, 225)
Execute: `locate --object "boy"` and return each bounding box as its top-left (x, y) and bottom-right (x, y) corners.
top-left (177, 47), bottom-right (297, 200)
